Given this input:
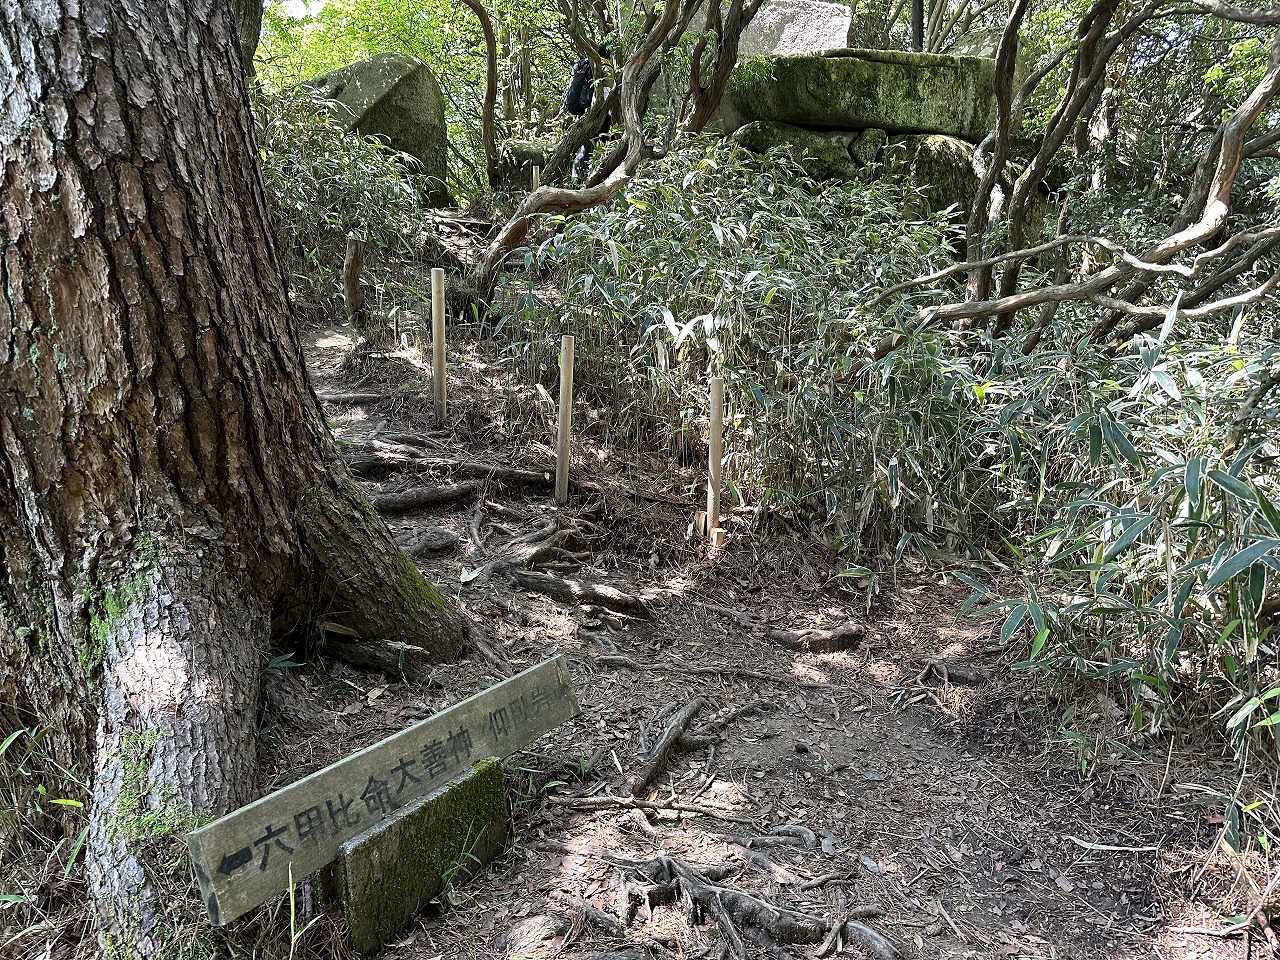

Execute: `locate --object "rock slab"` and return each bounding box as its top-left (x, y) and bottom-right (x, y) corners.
top-left (331, 758), bottom-right (509, 953)
top-left (306, 53), bottom-right (450, 205)
top-left (722, 49), bottom-right (998, 143)
top-left (739, 0), bottom-right (853, 56)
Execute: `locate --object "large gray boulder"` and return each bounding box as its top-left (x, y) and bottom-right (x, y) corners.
top-left (722, 49), bottom-right (998, 143)
top-left (739, 0), bottom-right (853, 56)
top-left (306, 54), bottom-right (449, 206)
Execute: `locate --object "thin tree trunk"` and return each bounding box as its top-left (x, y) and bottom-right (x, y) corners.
top-left (0, 2), bottom-right (462, 955)
top-left (460, 0), bottom-right (501, 189)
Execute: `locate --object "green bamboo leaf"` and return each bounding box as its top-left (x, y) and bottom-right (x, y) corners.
top-left (1000, 605), bottom-right (1029, 646)
top-left (1185, 457), bottom-right (1204, 511)
top-left (0, 729), bottom-right (24, 757)
top-left (1205, 539), bottom-right (1280, 590)
top-left (1030, 626), bottom-right (1050, 658)
top-left (1227, 697), bottom-right (1261, 730)
top-left (1256, 490), bottom-right (1280, 536)
top-left (1207, 470), bottom-right (1255, 503)
top-left (1102, 514), bottom-right (1158, 562)
top-left (1156, 291), bottom-right (1182, 345)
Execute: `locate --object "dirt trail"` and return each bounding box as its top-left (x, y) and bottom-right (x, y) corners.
top-left (274, 324), bottom-right (1254, 960)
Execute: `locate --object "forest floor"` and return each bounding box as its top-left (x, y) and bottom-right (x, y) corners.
top-left (257, 319), bottom-right (1269, 960)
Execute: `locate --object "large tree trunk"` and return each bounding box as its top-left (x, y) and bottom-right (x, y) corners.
top-left (0, 1), bottom-right (463, 955)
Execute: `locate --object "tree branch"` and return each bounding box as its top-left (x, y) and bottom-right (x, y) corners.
top-left (459, 0), bottom-right (501, 190)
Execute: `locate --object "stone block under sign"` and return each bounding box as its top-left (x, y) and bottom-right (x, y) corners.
top-left (325, 757), bottom-right (509, 954)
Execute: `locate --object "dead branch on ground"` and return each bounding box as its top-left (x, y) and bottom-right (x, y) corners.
top-left (512, 569), bottom-right (651, 618)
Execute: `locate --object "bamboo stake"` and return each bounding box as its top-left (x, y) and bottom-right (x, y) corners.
top-left (707, 375), bottom-right (724, 543)
top-left (555, 335), bottom-right (575, 505)
top-left (532, 165), bottom-right (541, 190)
top-left (431, 267), bottom-right (446, 424)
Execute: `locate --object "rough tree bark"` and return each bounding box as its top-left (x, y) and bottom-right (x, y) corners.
top-left (230, 0), bottom-right (264, 74)
top-left (0, 1), bottom-right (463, 956)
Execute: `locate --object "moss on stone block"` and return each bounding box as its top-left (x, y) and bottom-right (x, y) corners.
top-left (888, 133), bottom-right (980, 215)
top-left (333, 758), bottom-right (509, 954)
top-left (723, 49), bottom-right (998, 143)
top-left (886, 133), bottom-right (1049, 233)
top-left (732, 120), bottom-right (863, 181)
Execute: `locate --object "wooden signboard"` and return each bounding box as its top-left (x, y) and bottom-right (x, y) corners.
top-left (186, 656), bottom-right (579, 925)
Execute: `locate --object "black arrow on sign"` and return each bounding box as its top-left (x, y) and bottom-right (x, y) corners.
top-left (218, 847), bottom-right (253, 877)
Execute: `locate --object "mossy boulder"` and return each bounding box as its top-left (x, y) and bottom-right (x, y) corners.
top-left (850, 128), bottom-right (888, 167)
top-left (888, 134), bottom-right (979, 215)
top-left (722, 49), bottom-right (998, 143)
top-left (887, 134), bottom-right (1048, 233)
top-left (306, 54), bottom-right (450, 206)
top-left (732, 121), bottom-right (864, 180)
top-left (498, 139), bottom-right (553, 191)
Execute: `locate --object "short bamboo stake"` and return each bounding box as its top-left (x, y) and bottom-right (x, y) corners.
top-left (532, 165), bottom-right (541, 189)
top-left (707, 375), bottom-right (724, 543)
top-left (431, 267), bottom-right (447, 424)
top-left (555, 335), bottom-right (575, 505)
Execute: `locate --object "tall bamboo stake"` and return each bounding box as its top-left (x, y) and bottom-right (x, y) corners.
top-left (707, 375), bottom-right (724, 542)
top-left (532, 165), bottom-right (541, 189)
top-left (431, 267), bottom-right (447, 424)
top-left (555, 335), bottom-right (575, 505)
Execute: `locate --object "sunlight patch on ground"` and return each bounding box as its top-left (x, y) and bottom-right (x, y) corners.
top-left (861, 659), bottom-right (903, 683)
top-left (314, 331), bottom-right (353, 350)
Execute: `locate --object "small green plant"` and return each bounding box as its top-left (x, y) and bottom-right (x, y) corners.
top-left (287, 864), bottom-right (323, 960)
top-left (439, 822), bottom-right (485, 907)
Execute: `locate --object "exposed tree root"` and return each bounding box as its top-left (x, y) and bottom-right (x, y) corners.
top-left (595, 654), bottom-right (833, 691)
top-left (919, 660), bottom-right (988, 686)
top-left (341, 443), bottom-right (556, 487)
top-left (632, 698), bottom-right (706, 797)
top-left (731, 824), bottom-right (817, 849)
top-left (404, 527), bottom-right (461, 556)
top-left (317, 390), bottom-right (388, 404)
top-left (767, 622), bottom-right (867, 653)
top-left (706, 603), bottom-right (869, 654)
top-left (461, 615), bottom-right (513, 675)
top-left (603, 855), bottom-right (900, 960)
top-left (549, 795), bottom-right (754, 826)
top-left (512, 570), bottom-right (651, 618)
top-left (321, 636), bottom-right (440, 685)
top-left (371, 481), bottom-right (481, 514)
top-left (462, 518), bottom-right (591, 585)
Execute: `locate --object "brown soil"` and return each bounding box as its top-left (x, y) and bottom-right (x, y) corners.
top-left (4, 316), bottom-right (1266, 960)
top-left (263, 321), bottom-right (1270, 960)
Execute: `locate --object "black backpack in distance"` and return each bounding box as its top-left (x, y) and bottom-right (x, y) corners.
top-left (564, 58), bottom-right (594, 116)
